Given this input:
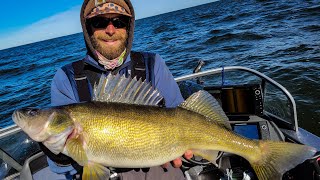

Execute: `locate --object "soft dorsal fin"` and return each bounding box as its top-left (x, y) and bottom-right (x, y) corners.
top-left (179, 90), bottom-right (231, 129)
top-left (93, 73), bottom-right (163, 106)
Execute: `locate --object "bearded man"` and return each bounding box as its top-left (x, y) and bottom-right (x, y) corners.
top-left (44, 0), bottom-right (192, 179)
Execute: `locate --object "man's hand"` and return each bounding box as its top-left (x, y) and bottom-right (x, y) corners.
top-left (162, 150), bottom-right (193, 168)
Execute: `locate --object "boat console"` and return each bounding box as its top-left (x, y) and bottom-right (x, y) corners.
top-left (205, 84), bottom-right (264, 117)
top-left (179, 82), bottom-right (285, 141)
top-left (205, 84), bottom-right (278, 140)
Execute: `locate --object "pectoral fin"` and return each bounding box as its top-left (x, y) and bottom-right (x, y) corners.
top-left (65, 136), bottom-right (88, 165)
top-left (83, 163), bottom-right (110, 180)
top-left (66, 136), bottom-right (110, 179)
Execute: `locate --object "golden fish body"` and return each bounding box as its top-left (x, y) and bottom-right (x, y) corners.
top-left (62, 100), bottom-right (315, 180)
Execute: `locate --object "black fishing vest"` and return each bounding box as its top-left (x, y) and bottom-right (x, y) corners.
top-left (69, 51), bottom-right (156, 102)
top-left (40, 51), bottom-right (157, 173)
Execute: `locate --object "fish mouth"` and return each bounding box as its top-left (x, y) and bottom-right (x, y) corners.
top-left (12, 109), bottom-right (49, 141)
top-left (12, 110), bottom-right (26, 129)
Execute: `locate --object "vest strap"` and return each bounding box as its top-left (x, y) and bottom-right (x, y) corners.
top-left (72, 60), bottom-right (91, 102)
top-left (131, 51), bottom-right (147, 81)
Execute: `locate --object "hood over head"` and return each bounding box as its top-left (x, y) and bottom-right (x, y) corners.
top-left (80, 0), bottom-right (135, 63)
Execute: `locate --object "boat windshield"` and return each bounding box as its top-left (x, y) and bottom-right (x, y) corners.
top-left (175, 66), bottom-right (297, 131)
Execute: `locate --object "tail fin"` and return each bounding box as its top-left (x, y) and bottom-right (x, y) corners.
top-left (250, 141), bottom-right (316, 180)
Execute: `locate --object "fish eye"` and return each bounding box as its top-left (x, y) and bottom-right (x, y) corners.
top-left (27, 109), bottom-right (39, 116)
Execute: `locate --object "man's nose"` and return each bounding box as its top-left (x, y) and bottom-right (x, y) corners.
top-left (105, 22), bottom-right (116, 36)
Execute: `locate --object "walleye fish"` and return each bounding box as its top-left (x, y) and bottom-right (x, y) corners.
top-left (13, 74), bottom-right (316, 180)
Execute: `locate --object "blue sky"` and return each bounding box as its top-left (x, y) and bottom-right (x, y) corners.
top-left (0, 0), bottom-right (216, 50)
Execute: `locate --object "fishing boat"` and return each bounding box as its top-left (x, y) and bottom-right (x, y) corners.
top-left (0, 64), bottom-right (319, 180)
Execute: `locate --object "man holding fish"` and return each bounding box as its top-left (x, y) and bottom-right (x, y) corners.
top-left (43, 0), bottom-right (190, 179)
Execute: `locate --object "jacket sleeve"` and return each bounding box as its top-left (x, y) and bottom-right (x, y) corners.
top-left (51, 68), bottom-right (78, 106)
top-left (153, 54), bottom-right (184, 108)
top-left (47, 157), bottom-right (78, 177)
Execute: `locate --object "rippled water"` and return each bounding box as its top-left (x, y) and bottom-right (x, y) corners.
top-left (0, 0), bottom-right (319, 135)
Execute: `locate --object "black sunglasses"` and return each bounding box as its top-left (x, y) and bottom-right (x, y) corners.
top-left (88, 16), bottom-right (130, 29)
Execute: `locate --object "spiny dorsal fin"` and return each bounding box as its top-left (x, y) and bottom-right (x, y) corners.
top-left (93, 73), bottom-right (163, 106)
top-left (179, 90), bottom-right (231, 129)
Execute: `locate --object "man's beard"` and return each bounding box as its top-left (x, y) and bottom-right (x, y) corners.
top-left (91, 32), bottom-right (128, 60)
